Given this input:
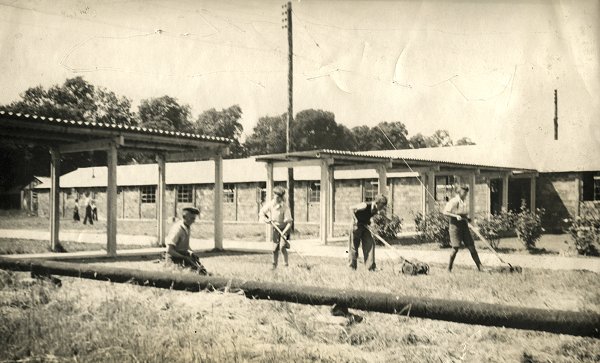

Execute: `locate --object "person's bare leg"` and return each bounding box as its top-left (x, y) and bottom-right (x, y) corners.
top-left (448, 247), bottom-right (459, 272)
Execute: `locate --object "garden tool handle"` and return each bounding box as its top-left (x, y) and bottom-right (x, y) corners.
top-left (467, 223), bottom-right (508, 264)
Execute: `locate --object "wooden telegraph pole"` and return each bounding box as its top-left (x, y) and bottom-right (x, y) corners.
top-left (554, 89), bottom-right (558, 140)
top-left (283, 1), bottom-right (295, 227)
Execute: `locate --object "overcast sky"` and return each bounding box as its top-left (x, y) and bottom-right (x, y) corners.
top-left (0, 0), bottom-right (598, 148)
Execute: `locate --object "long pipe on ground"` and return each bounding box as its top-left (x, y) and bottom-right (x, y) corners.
top-left (0, 257), bottom-right (597, 338)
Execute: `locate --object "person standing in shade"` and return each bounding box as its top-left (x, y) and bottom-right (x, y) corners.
top-left (259, 186), bottom-right (293, 269)
top-left (443, 184), bottom-right (483, 272)
top-left (165, 207), bottom-right (209, 275)
top-left (348, 194), bottom-right (387, 271)
top-left (82, 192), bottom-right (93, 225)
top-left (91, 199), bottom-right (98, 221)
top-left (73, 199), bottom-right (80, 222)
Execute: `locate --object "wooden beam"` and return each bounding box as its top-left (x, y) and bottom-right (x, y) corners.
top-left (49, 148), bottom-right (61, 252)
top-left (426, 171), bottom-right (436, 213)
top-left (437, 168), bottom-right (481, 176)
top-left (468, 173), bottom-right (476, 220)
top-left (106, 144), bottom-right (118, 256)
top-left (530, 176), bottom-right (536, 210)
top-left (502, 174), bottom-right (509, 212)
top-left (320, 159), bottom-right (330, 245)
top-left (213, 154), bottom-right (224, 250)
top-left (156, 154), bottom-right (167, 247)
top-left (164, 148), bottom-right (214, 162)
top-left (511, 171), bottom-right (540, 179)
top-left (327, 165), bottom-right (335, 238)
top-left (419, 172), bottom-right (427, 216)
top-left (377, 165), bottom-right (388, 195)
top-left (59, 136), bottom-right (124, 154)
top-left (334, 161), bottom-right (392, 171)
top-left (271, 159), bottom-right (323, 168)
top-left (265, 163), bottom-right (274, 243)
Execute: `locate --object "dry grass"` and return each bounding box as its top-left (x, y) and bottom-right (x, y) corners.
top-left (1, 264), bottom-right (599, 362)
top-left (0, 238), bottom-right (148, 255)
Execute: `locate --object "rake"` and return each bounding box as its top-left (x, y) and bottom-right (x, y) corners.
top-left (467, 222), bottom-right (523, 273)
top-left (270, 221), bottom-right (313, 270)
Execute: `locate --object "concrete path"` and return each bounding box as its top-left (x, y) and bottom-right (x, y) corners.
top-left (1, 228), bottom-right (599, 273)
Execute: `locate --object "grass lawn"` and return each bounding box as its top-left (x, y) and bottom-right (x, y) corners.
top-left (0, 238), bottom-right (148, 255)
top-left (0, 211), bottom-right (586, 256)
top-left (1, 253), bottom-right (599, 362)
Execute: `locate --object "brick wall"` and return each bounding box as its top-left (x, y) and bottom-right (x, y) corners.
top-left (391, 178), bottom-right (422, 229)
top-left (236, 182), bottom-right (261, 222)
top-left (335, 180), bottom-right (362, 222)
top-left (537, 172), bottom-right (581, 232)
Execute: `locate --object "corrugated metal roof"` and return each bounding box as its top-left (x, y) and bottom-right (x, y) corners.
top-left (0, 111), bottom-right (233, 144)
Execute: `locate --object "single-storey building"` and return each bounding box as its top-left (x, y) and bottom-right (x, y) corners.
top-left (30, 139), bottom-right (599, 232)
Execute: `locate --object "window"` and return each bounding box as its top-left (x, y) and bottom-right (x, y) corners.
top-left (223, 184), bottom-right (235, 203)
top-left (177, 185), bottom-right (193, 203)
top-left (435, 176), bottom-right (456, 202)
top-left (257, 183), bottom-right (267, 204)
top-left (309, 182), bottom-right (320, 203)
top-left (141, 186), bottom-right (156, 203)
top-left (582, 172), bottom-right (600, 201)
top-left (364, 180), bottom-right (378, 202)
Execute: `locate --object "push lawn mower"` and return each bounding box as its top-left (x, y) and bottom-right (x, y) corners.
top-left (367, 227), bottom-right (429, 276)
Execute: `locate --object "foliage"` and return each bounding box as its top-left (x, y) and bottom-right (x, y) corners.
top-left (352, 121), bottom-right (410, 151)
top-left (244, 113), bottom-right (287, 155)
top-left (137, 95), bottom-right (192, 132)
top-left (409, 129), bottom-right (457, 149)
top-left (455, 137), bottom-right (476, 146)
top-left (371, 214), bottom-right (403, 241)
top-left (195, 105), bottom-right (246, 158)
top-left (409, 133), bottom-right (428, 149)
top-left (476, 211), bottom-right (516, 249)
top-left (414, 211), bottom-right (451, 248)
top-left (292, 109), bottom-right (355, 151)
top-left (565, 215), bottom-right (600, 256)
top-left (514, 202), bottom-right (545, 250)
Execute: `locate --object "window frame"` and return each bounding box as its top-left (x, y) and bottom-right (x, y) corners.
top-left (141, 186), bottom-right (156, 204)
top-left (363, 179), bottom-right (378, 202)
top-left (177, 185), bottom-right (193, 203)
top-left (223, 183), bottom-right (235, 204)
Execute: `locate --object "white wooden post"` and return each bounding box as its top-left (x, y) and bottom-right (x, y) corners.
top-left (213, 154), bottom-right (224, 250)
top-left (156, 154), bottom-right (166, 247)
top-left (419, 172), bottom-right (427, 216)
top-left (320, 159), bottom-right (330, 245)
top-left (427, 170), bottom-right (436, 213)
top-left (377, 165), bottom-right (388, 195)
top-left (468, 173), bottom-right (476, 220)
top-left (50, 148), bottom-right (61, 252)
top-left (106, 144), bottom-right (118, 256)
top-left (327, 165), bottom-right (335, 238)
top-left (265, 163), bottom-right (274, 243)
top-left (502, 173), bottom-right (509, 212)
top-left (530, 175), bottom-right (536, 210)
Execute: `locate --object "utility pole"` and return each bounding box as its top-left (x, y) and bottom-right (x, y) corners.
top-left (554, 89), bottom-right (558, 140)
top-left (282, 1), bottom-right (295, 227)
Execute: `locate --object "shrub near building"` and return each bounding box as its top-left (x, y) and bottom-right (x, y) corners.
top-left (414, 211), bottom-right (450, 248)
top-left (565, 214), bottom-right (600, 256)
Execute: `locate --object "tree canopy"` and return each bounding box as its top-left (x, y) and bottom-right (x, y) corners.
top-left (195, 105), bottom-right (246, 158)
top-left (137, 96), bottom-right (192, 132)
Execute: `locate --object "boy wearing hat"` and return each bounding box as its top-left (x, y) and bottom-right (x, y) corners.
top-left (259, 186), bottom-right (293, 269)
top-left (349, 194), bottom-right (387, 271)
top-left (165, 207), bottom-right (209, 275)
top-left (443, 184), bottom-right (483, 272)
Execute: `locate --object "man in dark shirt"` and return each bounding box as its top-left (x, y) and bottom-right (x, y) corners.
top-left (348, 194), bottom-right (387, 271)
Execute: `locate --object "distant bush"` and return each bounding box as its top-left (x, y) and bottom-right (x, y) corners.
top-left (476, 211), bottom-right (516, 249)
top-left (514, 202), bottom-right (544, 250)
top-left (414, 211), bottom-right (450, 248)
top-left (371, 214), bottom-right (402, 241)
top-left (565, 215), bottom-right (600, 256)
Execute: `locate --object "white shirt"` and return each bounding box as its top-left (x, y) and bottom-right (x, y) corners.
top-left (444, 195), bottom-right (468, 215)
top-left (259, 198), bottom-right (293, 224)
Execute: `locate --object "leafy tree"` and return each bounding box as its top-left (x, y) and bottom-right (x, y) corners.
top-left (456, 136), bottom-right (476, 146)
top-left (292, 109), bottom-right (355, 151)
top-left (427, 129), bottom-right (453, 147)
top-left (244, 114), bottom-right (287, 155)
top-left (137, 96), bottom-right (192, 132)
top-left (369, 121), bottom-right (410, 150)
top-left (195, 105), bottom-right (246, 158)
top-left (351, 125), bottom-right (376, 151)
top-left (409, 133), bottom-right (428, 149)
top-left (1, 77), bottom-right (134, 125)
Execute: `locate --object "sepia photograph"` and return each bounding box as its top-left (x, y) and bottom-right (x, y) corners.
top-left (0, 0), bottom-right (598, 361)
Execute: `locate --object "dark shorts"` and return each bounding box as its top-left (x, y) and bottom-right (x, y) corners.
top-left (449, 219), bottom-right (474, 248)
top-left (272, 223), bottom-right (290, 251)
